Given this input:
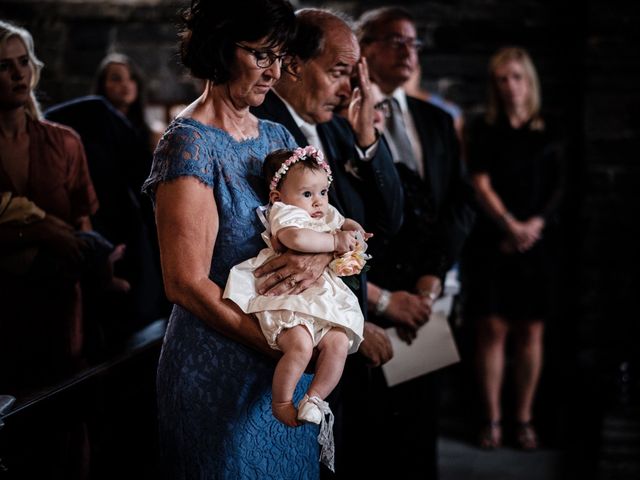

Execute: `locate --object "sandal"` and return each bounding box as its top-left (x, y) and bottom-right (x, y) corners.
top-left (478, 420), bottom-right (502, 449)
top-left (515, 421), bottom-right (539, 451)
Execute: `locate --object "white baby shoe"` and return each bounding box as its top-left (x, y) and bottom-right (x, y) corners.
top-left (297, 394), bottom-right (336, 471)
top-left (297, 394), bottom-right (323, 424)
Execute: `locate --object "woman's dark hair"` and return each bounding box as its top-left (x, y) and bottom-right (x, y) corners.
top-left (94, 53), bottom-right (149, 139)
top-left (263, 148), bottom-right (324, 191)
top-left (180, 0), bottom-right (296, 84)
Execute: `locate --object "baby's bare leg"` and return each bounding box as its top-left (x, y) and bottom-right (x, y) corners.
top-left (273, 325), bottom-right (314, 426)
top-left (307, 328), bottom-right (350, 400)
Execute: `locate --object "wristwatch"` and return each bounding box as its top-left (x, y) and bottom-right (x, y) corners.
top-left (375, 289), bottom-right (391, 316)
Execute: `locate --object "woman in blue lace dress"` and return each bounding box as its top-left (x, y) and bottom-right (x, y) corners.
top-left (142, 1), bottom-right (329, 478)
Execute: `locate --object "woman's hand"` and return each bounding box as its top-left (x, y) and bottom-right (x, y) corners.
top-left (254, 251), bottom-right (332, 295)
top-left (504, 217), bottom-right (536, 252)
top-left (503, 215), bottom-right (544, 252)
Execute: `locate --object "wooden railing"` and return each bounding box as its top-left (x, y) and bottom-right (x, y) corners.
top-left (0, 319), bottom-right (166, 478)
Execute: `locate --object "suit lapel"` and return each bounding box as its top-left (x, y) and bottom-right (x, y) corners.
top-left (317, 122), bottom-right (347, 214)
top-left (257, 91), bottom-right (308, 147)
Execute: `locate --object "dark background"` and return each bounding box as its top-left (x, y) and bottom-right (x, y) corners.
top-left (1, 0), bottom-right (638, 478)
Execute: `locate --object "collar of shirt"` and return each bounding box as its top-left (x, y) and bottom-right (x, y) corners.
top-left (273, 91), bottom-right (324, 153)
top-left (390, 87), bottom-right (409, 114)
top-left (273, 90), bottom-right (375, 174)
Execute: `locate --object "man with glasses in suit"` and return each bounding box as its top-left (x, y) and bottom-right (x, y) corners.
top-left (354, 6), bottom-right (476, 479)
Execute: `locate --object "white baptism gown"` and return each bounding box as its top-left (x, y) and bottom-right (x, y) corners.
top-left (223, 202), bottom-right (364, 354)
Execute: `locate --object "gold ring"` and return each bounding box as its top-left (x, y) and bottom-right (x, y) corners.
top-left (287, 277), bottom-right (298, 288)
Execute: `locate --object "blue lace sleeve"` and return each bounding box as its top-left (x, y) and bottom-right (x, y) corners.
top-left (142, 119), bottom-right (215, 204)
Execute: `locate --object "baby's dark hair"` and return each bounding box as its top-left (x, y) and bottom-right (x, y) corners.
top-left (263, 148), bottom-right (326, 191)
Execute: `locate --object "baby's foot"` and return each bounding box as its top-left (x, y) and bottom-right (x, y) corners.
top-left (272, 400), bottom-right (300, 427)
top-left (297, 394), bottom-right (323, 424)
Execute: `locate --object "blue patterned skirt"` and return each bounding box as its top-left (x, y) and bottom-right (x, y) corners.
top-left (157, 305), bottom-right (319, 479)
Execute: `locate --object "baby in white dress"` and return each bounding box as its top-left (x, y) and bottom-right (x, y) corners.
top-left (224, 146), bottom-right (369, 469)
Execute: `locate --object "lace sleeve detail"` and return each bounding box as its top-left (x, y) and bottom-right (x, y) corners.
top-left (142, 120), bottom-right (215, 204)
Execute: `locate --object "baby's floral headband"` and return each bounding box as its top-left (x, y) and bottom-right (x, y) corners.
top-left (269, 145), bottom-right (333, 191)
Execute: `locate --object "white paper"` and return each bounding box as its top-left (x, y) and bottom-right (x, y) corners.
top-left (381, 295), bottom-right (460, 387)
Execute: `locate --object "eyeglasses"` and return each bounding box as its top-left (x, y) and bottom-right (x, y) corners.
top-left (374, 99), bottom-right (392, 118)
top-left (369, 35), bottom-right (424, 52)
top-left (235, 43), bottom-right (289, 69)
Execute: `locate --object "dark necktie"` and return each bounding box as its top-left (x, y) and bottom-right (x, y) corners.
top-left (387, 97), bottom-right (423, 178)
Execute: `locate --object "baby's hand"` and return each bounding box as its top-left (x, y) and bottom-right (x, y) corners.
top-left (333, 230), bottom-right (358, 254)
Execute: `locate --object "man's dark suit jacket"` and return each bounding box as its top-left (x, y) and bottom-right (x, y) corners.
top-left (251, 91), bottom-right (404, 312)
top-left (368, 95), bottom-right (475, 293)
top-left (253, 89), bottom-right (404, 479)
top-left (408, 96), bottom-right (475, 265)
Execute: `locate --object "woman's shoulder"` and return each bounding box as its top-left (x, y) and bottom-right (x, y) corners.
top-left (258, 118), bottom-right (289, 135)
top-left (153, 117), bottom-right (226, 164)
top-left (160, 116), bottom-right (216, 145)
top-left (144, 117), bottom-right (220, 198)
top-left (32, 117), bottom-right (83, 146)
top-left (258, 119), bottom-right (296, 148)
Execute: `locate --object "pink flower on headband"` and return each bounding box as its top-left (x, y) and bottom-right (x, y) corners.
top-left (269, 146), bottom-right (333, 191)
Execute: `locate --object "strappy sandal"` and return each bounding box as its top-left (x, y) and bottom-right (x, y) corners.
top-left (478, 420), bottom-right (502, 449)
top-left (515, 421), bottom-right (539, 451)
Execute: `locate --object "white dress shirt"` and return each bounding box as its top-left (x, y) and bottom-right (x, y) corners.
top-left (274, 91), bottom-right (378, 164)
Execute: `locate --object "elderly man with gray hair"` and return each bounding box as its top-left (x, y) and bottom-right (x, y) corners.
top-left (252, 7), bottom-right (405, 476)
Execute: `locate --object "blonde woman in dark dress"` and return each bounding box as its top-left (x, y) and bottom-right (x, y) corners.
top-left (462, 47), bottom-right (564, 450)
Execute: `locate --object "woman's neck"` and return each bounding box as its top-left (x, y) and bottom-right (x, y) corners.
top-left (192, 82), bottom-right (254, 140)
top-left (505, 104), bottom-right (531, 129)
top-left (0, 107), bottom-right (28, 140)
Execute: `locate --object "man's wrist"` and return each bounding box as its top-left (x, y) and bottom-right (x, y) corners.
top-left (375, 288), bottom-right (391, 316)
top-left (418, 290), bottom-right (439, 301)
top-left (356, 127), bottom-right (380, 150)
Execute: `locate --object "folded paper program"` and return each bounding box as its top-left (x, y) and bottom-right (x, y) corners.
top-left (382, 295), bottom-right (460, 387)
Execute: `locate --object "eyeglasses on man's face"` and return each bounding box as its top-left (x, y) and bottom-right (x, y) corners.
top-left (235, 43), bottom-right (289, 69)
top-left (374, 98), bottom-right (392, 118)
top-left (370, 35), bottom-right (424, 52)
